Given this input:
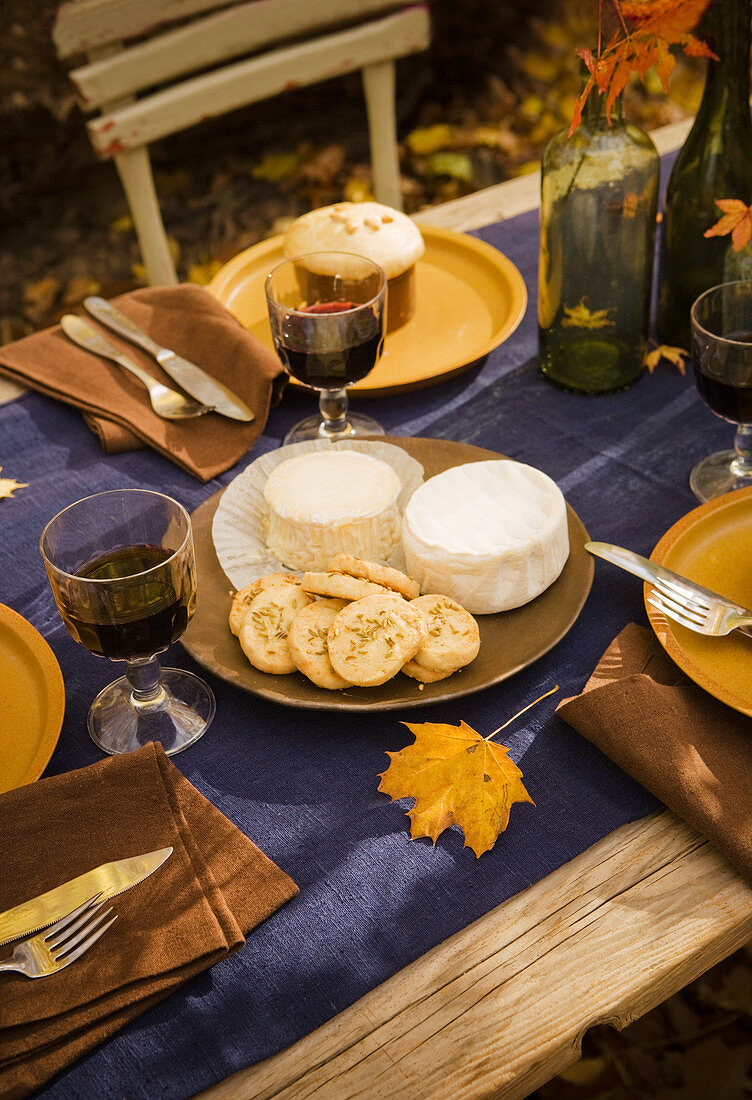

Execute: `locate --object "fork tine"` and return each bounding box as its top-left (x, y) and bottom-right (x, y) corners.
top-left (49, 903), bottom-right (112, 956)
top-left (54, 913), bottom-right (118, 968)
top-left (649, 588), bottom-right (706, 624)
top-left (44, 895), bottom-right (104, 947)
top-left (653, 575), bottom-right (711, 611)
top-left (647, 594), bottom-right (703, 631)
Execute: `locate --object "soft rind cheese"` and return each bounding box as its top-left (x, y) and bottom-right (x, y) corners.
top-left (401, 460), bottom-right (569, 614)
top-left (263, 450), bottom-right (402, 571)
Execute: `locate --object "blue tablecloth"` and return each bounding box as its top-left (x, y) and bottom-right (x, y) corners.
top-left (1, 195), bottom-right (731, 1099)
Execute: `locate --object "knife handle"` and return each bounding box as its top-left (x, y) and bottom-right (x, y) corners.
top-left (84, 296), bottom-right (162, 357)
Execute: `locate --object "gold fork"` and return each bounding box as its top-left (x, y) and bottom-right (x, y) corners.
top-left (0, 894), bottom-right (116, 978)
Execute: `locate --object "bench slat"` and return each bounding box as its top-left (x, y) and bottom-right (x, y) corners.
top-left (86, 8), bottom-right (430, 157)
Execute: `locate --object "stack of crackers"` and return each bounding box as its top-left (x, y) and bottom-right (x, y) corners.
top-left (229, 555), bottom-right (480, 691)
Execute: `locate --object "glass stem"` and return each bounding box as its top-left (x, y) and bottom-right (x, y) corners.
top-left (731, 423), bottom-right (752, 479)
top-left (125, 656), bottom-right (163, 703)
top-left (318, 388), bottom-right (350, 439)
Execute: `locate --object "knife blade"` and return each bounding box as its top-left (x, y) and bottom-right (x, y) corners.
top-left (83, 296), bottom-right (254, 422)
top-left (586, 541), bottom-right (752, 626)
top-left (0, 847), bottom-right (173, 945)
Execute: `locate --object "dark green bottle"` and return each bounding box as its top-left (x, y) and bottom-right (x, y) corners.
top-left (538, 90), bottom-right (659, 394)
top-left (657, 0), bottom-right (752, 349)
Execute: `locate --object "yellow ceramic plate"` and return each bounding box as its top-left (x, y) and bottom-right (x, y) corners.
top-left (0, 604), bottom-right (65, 792)
top-left (645, 486), bottom-right (752, 716)
top-left (208, 226), bottom-right (528, 396)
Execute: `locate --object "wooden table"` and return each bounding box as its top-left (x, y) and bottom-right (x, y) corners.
top-left (194, 117), bottom-right (752, 1100)
top-left (4, 118), bottom-right (750, 1100)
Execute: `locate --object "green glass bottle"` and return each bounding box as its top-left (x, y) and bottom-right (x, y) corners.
top-left (538, 90), bottom-right (660, 394)
top-left (657, 0), bottom-right (752, 349)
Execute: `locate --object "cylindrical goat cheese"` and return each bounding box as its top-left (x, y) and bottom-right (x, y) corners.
top-left (263, 450), bottom-right (402, 571)
top-left (401, 460), bottom-right (569, 614)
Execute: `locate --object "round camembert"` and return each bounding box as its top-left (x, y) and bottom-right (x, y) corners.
top-left (401, 460), bottom-right (569, 614)
top-left (263, 450), bottom-right (402, 571)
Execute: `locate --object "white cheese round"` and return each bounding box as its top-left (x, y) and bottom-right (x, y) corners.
top-left (401, 460), bottom-right (569, 614)
top-left (263, 449), bottom-right (402, 571)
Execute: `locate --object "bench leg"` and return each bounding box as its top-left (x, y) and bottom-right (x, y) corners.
top-left (362, 60), bottom-right (403, 212)
top-left (113, 147), bottom-right (178, 286)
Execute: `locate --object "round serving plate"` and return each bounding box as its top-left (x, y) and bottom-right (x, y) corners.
top-left (0, 603), bottom-right (64, 792)
top-left (207, 226), bottom-right (528, 397)
top-left (646, 485), bottom-right (752, 717)
top-left (181, 437), bottom-right (593, 712)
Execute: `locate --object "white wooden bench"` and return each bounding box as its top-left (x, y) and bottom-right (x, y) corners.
top-left (53, 0), bottom-right (432, 286)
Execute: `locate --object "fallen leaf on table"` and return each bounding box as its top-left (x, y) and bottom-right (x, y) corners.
top-left (645, 343), bottom-right (689, 374)
top-left (378, 718), bottom-right (536, 858)
top-left (0, 468), bottom-right (28, 499)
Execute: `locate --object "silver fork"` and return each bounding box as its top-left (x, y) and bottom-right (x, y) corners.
top-left (647, 574), bottom-right (752, 637)
top-left (0, 895), bottom-right (117, 978)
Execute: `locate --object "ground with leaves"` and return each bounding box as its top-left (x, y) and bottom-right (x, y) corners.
top-left (3, 1), bottom-right (752, 1095)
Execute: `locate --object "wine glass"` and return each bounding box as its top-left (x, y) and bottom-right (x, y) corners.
top-left (40, 489), bottom-right (215, 756)
top-left (690, 279), bottom-right (752, 502)
top-left (266, 251), bottom-right (387, 444)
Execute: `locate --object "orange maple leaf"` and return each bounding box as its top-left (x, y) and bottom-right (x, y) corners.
top-left (704, 199), bottom-right (752, 253)
top-left (570, 0), bottom-right (714, 135)
top-left (378, 720), bottom-right (536, 857)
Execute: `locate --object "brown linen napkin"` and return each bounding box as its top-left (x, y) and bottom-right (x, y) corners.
top-left (557, 622), bottom-right (752, 885)
top-left (0, 741), bottom-right (298, 1098)
top-left (0, 284), bottom-right (287, 482)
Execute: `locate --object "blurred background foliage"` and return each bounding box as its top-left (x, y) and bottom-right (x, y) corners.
top-left (0, 0), bottom-right (704, 333)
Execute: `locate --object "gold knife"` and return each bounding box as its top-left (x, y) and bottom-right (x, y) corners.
top-left (0, 847), bottom-right (173, 945)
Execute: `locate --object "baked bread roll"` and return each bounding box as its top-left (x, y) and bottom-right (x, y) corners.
top-left (284, 202), bottom-right (425, 331)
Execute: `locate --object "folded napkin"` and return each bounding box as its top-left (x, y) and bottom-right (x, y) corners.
top-left (0, 285), bottom-right (287, 482)
top-left (558, 623), bottom-right (752, 885)
top-left (0, 742), bottom-right (298, 1098)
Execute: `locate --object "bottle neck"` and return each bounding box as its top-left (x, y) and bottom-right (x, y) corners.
top-left (696, 0), bottom-right (752, 129)
top-left (581, 87), bottom-right (624, 130)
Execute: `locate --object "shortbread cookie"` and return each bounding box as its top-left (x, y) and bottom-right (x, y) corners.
top-left (239, 584), bottom-right (312, 674)
top-left (410, 594), bottom-right (480, 673)
top-left (301, 571), bottom-right (394, 602)
top-left (327, 595), bottom-right (428, 687)
top-left (287, 600), bottom-right (352, 690)
top-left (327, 554), bottom-right (420, 600)
top-left (401, 658), bottom-right (456, 683)
top-left (229, 573), bottom-right (300, 636)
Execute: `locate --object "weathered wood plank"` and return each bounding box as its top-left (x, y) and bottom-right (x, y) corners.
top-left (85, 8), bottom-right (430, 157)
top-left (54, 0), bottom-right (411, 59)
top-left (196, 811), bottom-right (752, 1100)
top-left (67, 0), bottom-right (424, 105)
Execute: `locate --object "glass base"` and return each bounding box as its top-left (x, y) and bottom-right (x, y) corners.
top-left (283, 411), bottom-right (385, 445)
top-left (689, 450), bottom-right (752, 503)
top-left (88, 668), bottom-right (216, 756)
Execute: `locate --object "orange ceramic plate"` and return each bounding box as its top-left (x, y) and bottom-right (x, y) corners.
top-left (0, 604), bottom-right (65, 792)
top-left (208, 226), bottom-right (528, 396)
top-left (645, 486), bottom-right (752, 716)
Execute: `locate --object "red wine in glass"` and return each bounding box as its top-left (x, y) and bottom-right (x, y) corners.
top-left (61, 543), bottom-right (191, 660)
top-left (277, 301), bottom-right (383, 390)
top-left (693, 329), bottom-right (752, 422)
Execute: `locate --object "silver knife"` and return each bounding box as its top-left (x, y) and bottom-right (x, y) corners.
top-left (0, 847), bottom-right (172, 945)
top-left (586, 541), bottom-right (752, 624)
top-left (83, 296), bottom-right (254, 422)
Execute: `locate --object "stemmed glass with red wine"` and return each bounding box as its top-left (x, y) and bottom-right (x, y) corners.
top-left (40, 489), bottom-right (215, 756)
top-left (690, 279), bottom-right (752, 502)
top-left (266, 251), bottom-right (386, 444)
